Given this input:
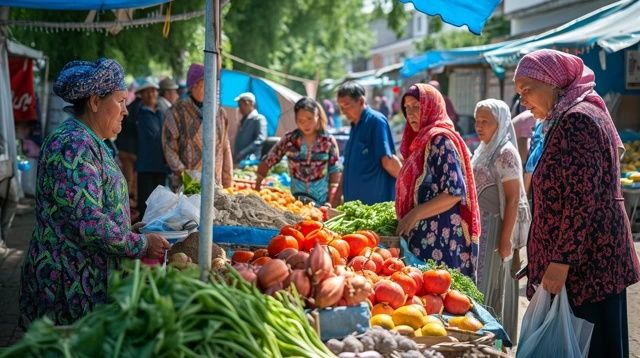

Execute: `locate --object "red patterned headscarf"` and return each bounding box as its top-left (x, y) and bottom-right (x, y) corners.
top-left (396, 84), bottom-right (480, 244)
top-left (514, 49), bottom-right (623, 153)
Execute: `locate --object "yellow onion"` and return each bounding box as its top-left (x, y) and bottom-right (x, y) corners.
top-left (257, 259), bottom-right (289, 290)
top-left (285, 269), bottom-right (312, 297)
top-left (343, 274), bottom-right (373, 306)
top-left (315, 275), bottom-right (346, 308)
top-left (307, 241), bottom-right (333, 284)
top-left (277, 247), bottom-right (298, 261)
top-left (286, 251), bottom-right (309, 270)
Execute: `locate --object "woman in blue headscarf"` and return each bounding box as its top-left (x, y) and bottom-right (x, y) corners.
top-left (19, 58), bottom-right (170, 325)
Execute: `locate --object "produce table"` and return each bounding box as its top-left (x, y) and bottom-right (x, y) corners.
top-left (400, 237), bottom-right (513, 347)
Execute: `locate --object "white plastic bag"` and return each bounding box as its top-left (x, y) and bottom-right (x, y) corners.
top-left (517, 286), bottom-right (594, 358)
top-left (142, 194), bottom-right (200, 233)
top-left (141, 185), bottom-right (179, 224)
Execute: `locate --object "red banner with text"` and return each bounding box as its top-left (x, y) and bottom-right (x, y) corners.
top-left (9, 56), bottom-right (37, 122)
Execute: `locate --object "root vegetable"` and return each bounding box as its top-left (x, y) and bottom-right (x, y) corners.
top-left (257, 259), bottom-right (289, 290)
top-left (315, 275), bottom-right (345, 308)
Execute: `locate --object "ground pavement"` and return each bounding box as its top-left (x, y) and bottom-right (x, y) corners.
top-left (1, 207), bottom-right (639, 355)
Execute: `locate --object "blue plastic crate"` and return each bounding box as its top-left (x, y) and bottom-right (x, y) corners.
top-left (307, 303), bottom-right (371, 341)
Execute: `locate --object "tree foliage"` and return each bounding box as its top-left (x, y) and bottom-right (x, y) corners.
top-left (223, 0), bottom-right (374, 92)
top-left (8, 0), bottom-right (204, 78)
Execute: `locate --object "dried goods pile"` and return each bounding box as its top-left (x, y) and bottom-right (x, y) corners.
top-left (213, 187), bottom-right (302, 229)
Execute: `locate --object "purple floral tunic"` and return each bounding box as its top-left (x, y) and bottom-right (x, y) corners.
top-left (20, 118), bottom-right (147, 325)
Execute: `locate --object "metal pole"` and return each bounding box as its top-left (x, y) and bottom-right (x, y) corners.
top-left (198, 0), bottom-right (218, 277)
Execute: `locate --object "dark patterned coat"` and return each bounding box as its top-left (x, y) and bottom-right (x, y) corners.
top-left (528, 101), bottom-right (640, 307)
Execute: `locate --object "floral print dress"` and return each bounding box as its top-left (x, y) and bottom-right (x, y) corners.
top-left (263, 129), bottom-right (341, 204)
top-left (20, 118), bottom-right (147, 325)
top-left (406, 135), bottom-right (477, 280)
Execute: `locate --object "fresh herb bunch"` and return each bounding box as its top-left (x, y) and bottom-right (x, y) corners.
top-left (325, 200), bottom-right (398, 236)
top-left (181, 172), bottom-right (201, 195)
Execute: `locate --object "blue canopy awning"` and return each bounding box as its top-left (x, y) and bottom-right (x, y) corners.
top-left (400, 41), bottom-right (513, 78)
top-left (399, 0), bottom-right (501, 35)
top-left (484, 0), bottom-right (640, 68)
top-left (0, 0), bottom-right (170, 10)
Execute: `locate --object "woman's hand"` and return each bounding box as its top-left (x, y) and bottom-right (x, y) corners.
top-left (132, 222), bottom-right (145, 234)
top-left (145, 233), bottom-right (171, 259)
top-left (541, 262), bottom-right (570, 294)
top-left (396, 210), bottom-right (419, 236)
top-left (496, 238), bottom-right (512, 260)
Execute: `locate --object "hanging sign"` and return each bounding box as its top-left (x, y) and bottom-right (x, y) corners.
top-left (9, 57), bottom-right (37, 122)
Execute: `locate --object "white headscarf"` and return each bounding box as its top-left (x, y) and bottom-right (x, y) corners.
top-left (471, 99), bottom-right (518, 168)
top-left (471, 98), bottom-right (531, 250)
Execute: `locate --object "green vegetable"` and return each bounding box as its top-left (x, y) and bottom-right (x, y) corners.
top-left (181, 172), bottom-right (201, 195)
top-left (325, 200), bottom-right (398, 236)
top-left (422, 259), bottom-right (485, 304)
top-left (1, 262), bottom-right (333, 358)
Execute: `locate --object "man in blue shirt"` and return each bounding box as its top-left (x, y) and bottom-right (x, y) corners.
top-left (331, 81), bottom-right (402, 206)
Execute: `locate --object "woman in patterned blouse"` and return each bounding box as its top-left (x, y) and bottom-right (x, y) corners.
top-left (514, 49), bottom-right (640, 357)
top-left (255, 97), bottom-right (341, 205)
top-left (19, 58), bottom-right (170, 326)
top-left (471, 99), bottom-right (531, 344)
top-left (395, 84), bottom-right (481, 281)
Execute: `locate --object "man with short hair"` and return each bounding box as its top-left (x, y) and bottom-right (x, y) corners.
top-left (162, 63), bottom-right (233, 190)
top-left (134, 77), bottom-right (169, 218)
top-left (158, 77), bottom-right (179, 114)
top-left (331, 81), bottom-right (401, 207)
top-left (232, 92), bottom-right (267, 164)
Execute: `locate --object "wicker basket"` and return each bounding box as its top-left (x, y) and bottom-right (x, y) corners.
top-left (415, 328), bottom-right (507, 358)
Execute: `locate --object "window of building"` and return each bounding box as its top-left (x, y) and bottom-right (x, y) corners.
top-left (413, 13), bottom-right (427, 36)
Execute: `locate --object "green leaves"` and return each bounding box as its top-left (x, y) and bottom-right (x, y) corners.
top-left (325, 200), bottom-right (398, 236)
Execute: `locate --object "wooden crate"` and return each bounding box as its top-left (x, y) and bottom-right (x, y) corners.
top-left (379, 236), bottom-right (400, 248)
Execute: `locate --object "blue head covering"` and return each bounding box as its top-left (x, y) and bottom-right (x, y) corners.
top-left (53, 58), bottom-right (126, 103)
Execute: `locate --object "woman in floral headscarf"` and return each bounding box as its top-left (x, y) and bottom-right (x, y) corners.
top-left (395, 84), bottom-right (480, 280)
top-left (471, 99), bottom-right (531, 344)
top-left (514, 49), bottom-right (640, 357)
top-left (20, 58), bottom-right (170, 326)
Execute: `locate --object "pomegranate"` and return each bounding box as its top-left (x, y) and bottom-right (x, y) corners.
top-left (374, 279), bottom-right (406, 309)
top-left (390, 271), bottom-right (417, 298)
top-left (422, 269), bottom-right (452, 295)
top-left (382, 257), bottom-right (405, 276)
top-left (444, 290), bottom-right (472, 315)
top-left (348, 255), bottom-right (376, 272)
top-left (423, 294), bottom-right (444, 315)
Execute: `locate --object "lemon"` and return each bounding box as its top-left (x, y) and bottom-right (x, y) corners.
top-left (422, 315), bottom-right (445, 327)
top-left (392, 325), bottom-right (416, 336)
top-left (421, 322), bottom-right (447, 336)
top-left (392, 305), bottom-right (425, 330)
top-left (448, 316), bottom-right (484, 331)
top-left (370, 314), bottom-right (395, 330)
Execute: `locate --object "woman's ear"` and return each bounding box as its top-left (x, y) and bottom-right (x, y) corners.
top-left (88, 95), bottom-right (100, 113)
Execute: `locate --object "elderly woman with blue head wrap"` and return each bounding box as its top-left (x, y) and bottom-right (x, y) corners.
top-left (19, 58), bottom-right (170, 325)
top-left (471, 98), bottom-right (531, 345)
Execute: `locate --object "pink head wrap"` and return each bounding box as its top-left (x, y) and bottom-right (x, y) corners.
top-left (514, 49), bottom-right (623, 152)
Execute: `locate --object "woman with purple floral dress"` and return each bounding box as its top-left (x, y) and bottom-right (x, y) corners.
top-left (19, 58), bottom-right (169, 326)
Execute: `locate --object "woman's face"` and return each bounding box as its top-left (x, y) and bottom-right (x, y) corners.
top-left (94, 90), bottom-right (129, 138)
top-left (296, 108), bottom-right (318, 136)
top-left (474, 106), bottom-right (498, 144)
top-left (515, 77), bottom-right (557, 119)
top-left (403, 95), bottom-right (421, 132)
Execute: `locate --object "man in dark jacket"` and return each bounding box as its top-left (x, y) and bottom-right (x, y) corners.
top-left (232, 92), bottom-right (267, 164)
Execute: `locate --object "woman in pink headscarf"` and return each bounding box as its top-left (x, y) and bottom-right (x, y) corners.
top-left (395, 84), bottom-right (480, 280)
top-left (514, 49), bottom-right (640, 357)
